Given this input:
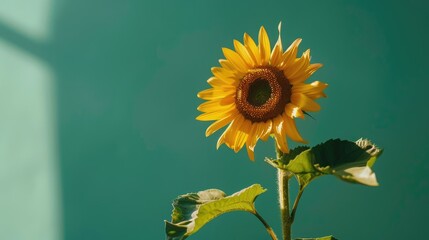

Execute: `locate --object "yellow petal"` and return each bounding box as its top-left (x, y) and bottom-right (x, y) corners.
top-left (291, 93), bottom-right (321, 112)
top-left (258, 26), bottom-right (271, 65)
top-left (234, 40), bottom-right (254, 67)
top-left (218, 59), bottom-right (240, 75)
top-left (280, 38), bottom-right (302, 68)
top-left (197, 88), bottom-right (235, 100)
top-left (224, 115), bottom-right (245, 149)
top-left (197, 97), bottom-right (235, 112)
top-left (290, 51), bottom-right (312, 83)
top-left (270, 22), bottom-right (284, 67)
top-left (216, 125), bottom-right (229, 149)
top-left (293, 81), bottom-right (328, 99)
top-left (260, 120), bottom-right (273, 141)
top-left (292, 63), bottom-right (323, 83)
top-left (245, 123), bottom-right (258, 161)
top-left (284, 49), bottom-right (310, 82)
top-left (285, 103), bottom-right (304, 119)
top-left (246, 144), bottom-right (255, 161)
top-left (252, 123), bottom-right (264, 141)
top-left (274, 134), bottom-right (289, 153)
top-left (283, 115), bottom-right (306, 143)
top-left (307, 63), bottom-right (323, 75)
top-left (243, 33), bottom-right (261, 65)
top-left (273, 114), bottom-right (285, 137)
top-left (275, 22), bottom-right (283, 52)
top-left (233, 119), bottom-right (251, 152)
top-left (211, 68), bottom-right (237, 85)
top-left (273, 115), bottom-right (289, 153)
top-left (270, 44), bottom-right (283, 67)
top-left (251, 121), bottom-right (269, 143)
top-left (207, 77), bottom-right (232, 87)
top-left (205, 110), bottom-right (238, 136)
top-left (219, 59), bottom-right (246, 79)
top-left (196, 105), bottom-right (235, 121)
top-left (222, 48), bottom-right (248, 73)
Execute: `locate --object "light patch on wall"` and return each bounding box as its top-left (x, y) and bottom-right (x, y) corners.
top-left (0, 0), bottom-right (61, 237)
top-left (0, 0), bottom-right (53, 41)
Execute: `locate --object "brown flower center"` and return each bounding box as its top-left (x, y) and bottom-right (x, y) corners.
top-left (235, 67), bottom-right (291, 122)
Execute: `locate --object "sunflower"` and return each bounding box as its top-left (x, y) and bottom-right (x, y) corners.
top-left (196, 23), bottom-right (328, 160)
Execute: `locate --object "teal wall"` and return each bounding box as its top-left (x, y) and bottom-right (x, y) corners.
top-left (0, 0), bottom-right (428, 239)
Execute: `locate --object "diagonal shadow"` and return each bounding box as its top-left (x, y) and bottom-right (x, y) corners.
top-left (0, 21), bottom-right (50, 63)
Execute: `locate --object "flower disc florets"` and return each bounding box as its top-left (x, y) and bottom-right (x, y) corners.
top-left (236, 67), bottom-right (291, 122)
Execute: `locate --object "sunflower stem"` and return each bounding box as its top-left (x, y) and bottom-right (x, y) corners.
top-left (276, 148), bottom-right (292, 240)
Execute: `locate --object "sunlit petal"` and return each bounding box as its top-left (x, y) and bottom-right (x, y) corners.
top-left (258, 26), bottom-right (271, 65)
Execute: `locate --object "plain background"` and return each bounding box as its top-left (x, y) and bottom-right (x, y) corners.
top-left (0, 0), bottom-right (428, 239)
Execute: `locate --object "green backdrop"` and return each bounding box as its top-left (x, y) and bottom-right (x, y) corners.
top-left (0, 0), bottom-right (428, 239)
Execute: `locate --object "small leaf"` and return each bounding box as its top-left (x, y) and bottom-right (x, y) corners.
top-left (165, 184), bottom-right (266, 240)
top-left (267, 139), bottom-right (382, 187)
top-left (295, 235), bottom-right (337, 240)
top-left (266, 146), bottom-right (309, 169)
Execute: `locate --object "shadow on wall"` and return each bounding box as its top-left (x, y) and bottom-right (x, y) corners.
top-left (0, 1), bottom-right (210, 240)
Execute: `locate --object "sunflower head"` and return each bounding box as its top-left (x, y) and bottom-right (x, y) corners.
top-left (197, 23), bottom-right (328, 160)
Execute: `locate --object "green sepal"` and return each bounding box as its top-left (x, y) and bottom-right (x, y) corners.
top-left (266, 138), bottom-right (382, 187)
top-left (165, 184), bottom-right (266, 240)
top-left (295, 235), bottom-right (337, 240)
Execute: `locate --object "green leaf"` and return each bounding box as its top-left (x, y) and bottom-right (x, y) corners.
top-left (267, 146), bottom-right (310, 169)
top-left (295, 235), bottom-right (337, 240)
top-left (266, 138), bottom-right (382, 187)
top-left (165, 184), bottom-right (266, 240)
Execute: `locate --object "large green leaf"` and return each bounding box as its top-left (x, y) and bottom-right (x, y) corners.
top-left (266, 139), bottom-right (382, 187)
top-left (165, 184), bottom-right (266, 240)
top-left (295, 236), bottom-right (337, 240)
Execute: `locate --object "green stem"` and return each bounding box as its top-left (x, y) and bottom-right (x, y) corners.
top-left (290, 186), bottom-right (304, 224)
top-left (253, 211), bottom-right (278, 240)
top-left (277, 148), bottom-right (292, 240)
